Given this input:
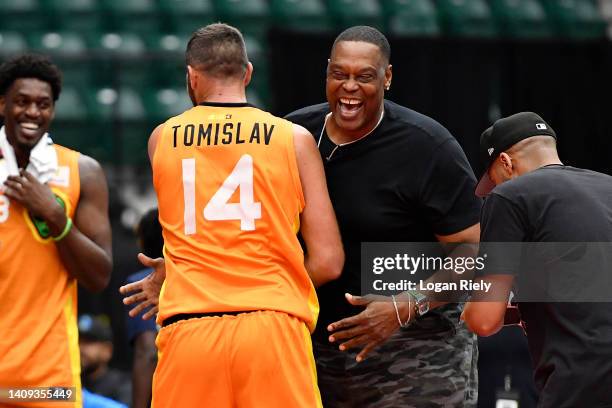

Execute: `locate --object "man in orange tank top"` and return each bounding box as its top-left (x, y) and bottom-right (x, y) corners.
top-left (0, 54), bottom-right (113, 408)
top-left (123, 24), bottom-right (344, 408)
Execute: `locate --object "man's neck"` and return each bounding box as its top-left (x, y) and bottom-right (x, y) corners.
top-left (197, 84), bottom-right (247, 104)
top-left (520, 157), bottom-right (563, 176)
top-left (326, 107), bottom-right (384, 146)
top-left (87, 364), bottom-right (109, 383)
top-left (11, 144), bottom-right (31, 169)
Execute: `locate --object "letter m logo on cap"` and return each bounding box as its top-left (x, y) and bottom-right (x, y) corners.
top-left (488, 147), bottom-right (494, 156)
top-left (536, 123), bottom-right (547, 130)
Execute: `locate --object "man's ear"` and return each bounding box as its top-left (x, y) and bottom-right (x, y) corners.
top-left (499, 152), bottom-right (514, 176)
top-left (101, 341), bottom-right (113, 362)
top-left (244, 62), bottom-right (253, 87)
top-left (0, 95), bottom-right (5, 117)
top-left (49, 100), bottom-right (56, 122)
top-left (186, 65), bottom-right (198, 89)
top-left (385, 64), bottom-right (392, 88)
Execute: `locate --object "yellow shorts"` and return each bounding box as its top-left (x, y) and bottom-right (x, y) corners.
top-left (152, 310), bottom-right (322, 408)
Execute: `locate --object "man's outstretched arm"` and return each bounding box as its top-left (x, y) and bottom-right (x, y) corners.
top-left (293, 123), bottom-right (344, 287)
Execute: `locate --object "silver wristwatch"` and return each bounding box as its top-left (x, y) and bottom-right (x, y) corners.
top-left (409, 291), bottom-right (430, 318)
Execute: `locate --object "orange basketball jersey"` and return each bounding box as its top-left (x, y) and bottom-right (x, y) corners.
top-left (0, 145), bottom-right (82, 408)
top-left (153, 102), bottom-right (318, 331)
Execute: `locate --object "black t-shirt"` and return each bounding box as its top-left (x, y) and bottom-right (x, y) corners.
top-left (480, 165), bottom-right (612, 408)
top-left (286, 100), bottom-right (481, 341)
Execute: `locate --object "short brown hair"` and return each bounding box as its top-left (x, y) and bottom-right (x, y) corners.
top-left (186, 23), bottom-right (248, 79)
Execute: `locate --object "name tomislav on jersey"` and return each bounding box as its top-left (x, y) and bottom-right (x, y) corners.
top-left (171, 122), bottom-right (275, 147)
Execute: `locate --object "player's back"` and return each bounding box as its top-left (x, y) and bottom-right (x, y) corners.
top-left (152, 102), bottom-right (318, 329)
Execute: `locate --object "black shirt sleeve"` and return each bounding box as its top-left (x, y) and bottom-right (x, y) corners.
top-left (418, 139), bottom-right (482, 236)
top-left (481, 193), bottom-right (528, 242)
top-left (479, 192), bottom-right (528, 276)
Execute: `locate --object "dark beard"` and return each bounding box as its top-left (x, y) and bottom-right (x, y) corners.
top-left (81, 362), bottom-right (100, 377)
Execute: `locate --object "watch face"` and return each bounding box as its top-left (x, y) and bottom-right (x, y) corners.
top-left (417, 302), bottom-right (429, 316)
top-left (411, 292), bottom-right (429, 316)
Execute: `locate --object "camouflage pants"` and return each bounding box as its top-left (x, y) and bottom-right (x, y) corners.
top-left (314, 308), bottom-right (478, 408)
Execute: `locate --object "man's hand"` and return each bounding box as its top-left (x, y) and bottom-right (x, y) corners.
top-left (4, 169), bottom-right (65, 232)
top-left (327, 293), bottom-right (410, 362)
top-left (120, 253), bottom-right (166, 320)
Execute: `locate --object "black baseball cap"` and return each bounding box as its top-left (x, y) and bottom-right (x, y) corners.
top-left (78, 314), bottom-right (112, 342)
top-left (475, 112), bottom-right (556, 197)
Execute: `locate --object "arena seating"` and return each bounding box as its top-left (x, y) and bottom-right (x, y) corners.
top-left (0, 0), bottom-right (608, 164)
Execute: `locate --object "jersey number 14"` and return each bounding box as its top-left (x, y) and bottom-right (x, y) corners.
top-left (182, 154), bottom-right (262, 234)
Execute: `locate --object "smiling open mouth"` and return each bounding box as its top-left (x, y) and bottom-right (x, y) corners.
top-left (20, 123), bottom-right (39, 131)
top-left (19, 122), bottom-right (41, 137)
top-left (338, 98), bottom-right (363, 118)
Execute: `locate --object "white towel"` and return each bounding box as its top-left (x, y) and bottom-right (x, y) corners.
top-left (0, 126), bottom-right (58, 185)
